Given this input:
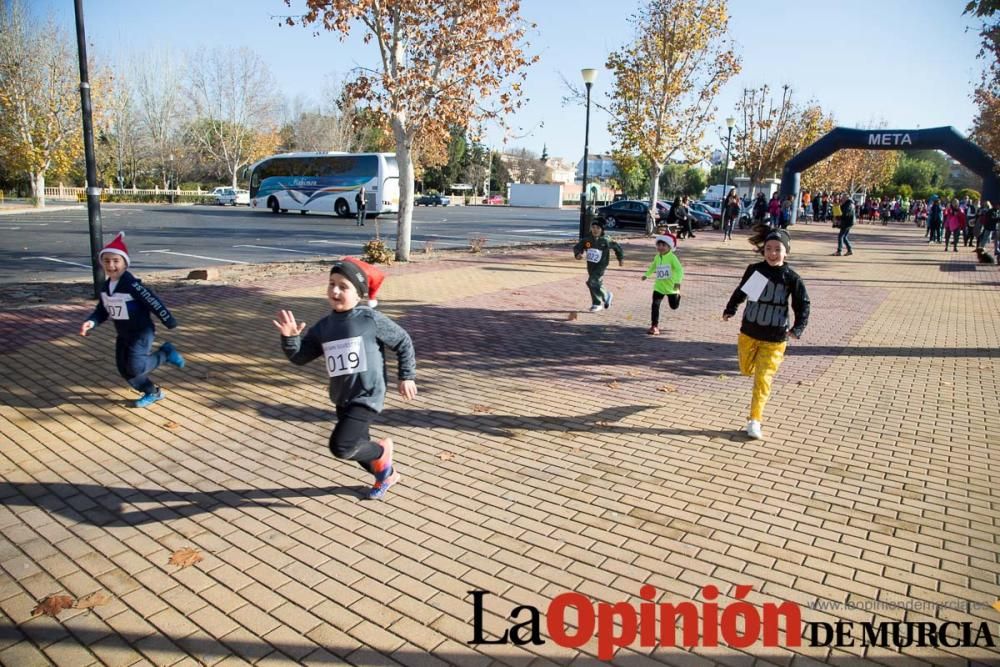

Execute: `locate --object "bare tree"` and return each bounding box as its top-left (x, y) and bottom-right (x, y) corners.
top-left (100, 67), bottom-right (143, 188)
top-left (0, 0), bottom-right (82, 206)
top-left (132, 49), bottom-right (185, 188)
top-left (184, 47), bottom-right (281, 188)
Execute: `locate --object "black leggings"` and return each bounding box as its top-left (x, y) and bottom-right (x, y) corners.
top-left (330, 404), bottom-right (384, 472)
top-left (651, 292), bottom-right (680, 326)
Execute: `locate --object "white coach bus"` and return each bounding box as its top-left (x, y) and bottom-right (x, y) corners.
top-left (247, 152), bottom-right (399, 218)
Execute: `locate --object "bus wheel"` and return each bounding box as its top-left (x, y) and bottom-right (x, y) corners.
top-left (300, 210), bottom-right (306, 215)
top-left (334, 199), bottom-right (350, 217)
top-left (268, 197), bottom-right (280, 214)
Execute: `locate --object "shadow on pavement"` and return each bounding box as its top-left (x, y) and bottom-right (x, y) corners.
top-left (0, 480), bottom-right (367, 527)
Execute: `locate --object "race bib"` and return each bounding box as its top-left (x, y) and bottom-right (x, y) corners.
top-left (102, 293), bottom-right (130, 320)
top-left (322, 336), bottom-right (368, 378)
top-left (655, 265), bottom-right (672, 280)
top-left (585, 248), bottom-right (602, 263)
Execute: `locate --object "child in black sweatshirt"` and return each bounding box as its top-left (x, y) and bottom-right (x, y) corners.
top-left (723, 228), bottom-right (810, 440)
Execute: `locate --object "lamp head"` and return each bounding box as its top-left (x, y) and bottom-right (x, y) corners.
top-left (725, 116), bottom-right (736, 129)
top-left (581, 68), bottom-right (598, 86)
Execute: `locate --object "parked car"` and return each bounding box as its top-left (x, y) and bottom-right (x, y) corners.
top-left (657, 200), bottom-right (713, 230)
top-left (482, 194), bottom-right (504, 205)
top-left (691, 201), bottom-right (721, 222)
top-left (595, 199), bottom-right (668, 229)
top-left (214, 187), bottom-right (249, 206)
top-left (416, 194), bottom-right (451, 206)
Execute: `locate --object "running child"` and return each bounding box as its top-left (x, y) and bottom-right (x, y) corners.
top-left (79, 232), bottom-right (185, 408)
top-left (641, 233), bottom-right (683, 335)
top-left (722, 228), bottom-right (810, 440)
top-left (273, 258), bottom-right (416, 500)
top-left (573, 219), bottom-right (624, 312)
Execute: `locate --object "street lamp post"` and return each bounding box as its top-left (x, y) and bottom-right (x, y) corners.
top-left (722, 116), bottom-right (735, 203)
top-left (169, 154), bottom-right (175, 205)
top-left (579, 68), bottom-right (598, 239)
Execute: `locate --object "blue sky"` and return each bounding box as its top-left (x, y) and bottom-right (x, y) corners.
top-left (39, 0), bottom-right (985, 163)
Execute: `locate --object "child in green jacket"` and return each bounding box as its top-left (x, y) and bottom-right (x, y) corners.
top-left (641, 233), bottom-right (683, 335)
top-left (573, 220), bottom-right (624, 313)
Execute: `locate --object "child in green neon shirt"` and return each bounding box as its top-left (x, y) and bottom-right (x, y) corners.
top-left (641, 233), bottom-right (683, 335)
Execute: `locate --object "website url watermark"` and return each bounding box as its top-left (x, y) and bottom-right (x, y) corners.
top-left (809, 599), bottom-right (992, 613)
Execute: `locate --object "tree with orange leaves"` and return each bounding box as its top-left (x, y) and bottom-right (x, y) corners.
top-left (604, 0), bottom-right (740, 234)
top-left (287, 0), bottom-right (537, 261)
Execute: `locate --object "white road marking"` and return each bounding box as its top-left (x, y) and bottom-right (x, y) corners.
top-left (233, 244), bottom-right (315, 254)
top-left (25, 256), bottom-right (91, 268)
top-left (139, 249), bottom-right (250, 264)
top-left (0, 227), bottom-right (21, 230)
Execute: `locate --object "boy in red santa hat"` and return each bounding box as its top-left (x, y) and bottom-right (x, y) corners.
top-left (79, 232), bottom-right (185, 408)
top-left (273, 257), bottom-right (416, 500)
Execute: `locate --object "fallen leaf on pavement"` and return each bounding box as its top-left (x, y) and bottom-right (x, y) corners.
top-left (163, 422), bottom-right (179, 430)
top-left (75, 592), bottom-right (112, 610)
top-left (567, 312), bottom-right (578, 321)
top-left (168, 548), bottom-right (203, 569)
top-left (626, 370), bottom-right (640, 377)
top-left (657, 385), bottom-right (677, 393)
top-left (472, 404), bottom-right (494, 413)
top-left (596, 420), bottom-right (612, 427)
top-left (438, 451), bottom-right (455, 461)
top-left (32, 594), bottom-right (74, 618)
top-left (718, 374), bottom-right (729, 381)
top-left (607, 380), bottom-right (620, 389)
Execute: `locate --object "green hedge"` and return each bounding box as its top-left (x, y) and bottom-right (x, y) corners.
top-left (76, 193), bottom-right (216, 204)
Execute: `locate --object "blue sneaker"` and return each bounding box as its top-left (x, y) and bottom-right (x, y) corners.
top-left (367, 468), bottom-right (400, 500)
top-left (603, 291), bottom-right (614, 309)
top-left (135, 388), bottom-right (164, 409)
top-left (161, 342), bottom-right (185, 369)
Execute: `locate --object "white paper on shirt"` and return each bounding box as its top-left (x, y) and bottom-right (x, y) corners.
top-left (322, 336), bottom-right (368, 378)
top-left (101, 293), bottom-right (131, 320)
top-left (585, 248), bottom-right (602, 263)
top-left (740, 270), bottom-right (769, 302)
top-left (655, 264), bottom-right (671, 280)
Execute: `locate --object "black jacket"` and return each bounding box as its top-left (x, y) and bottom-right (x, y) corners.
top-left (724, 261), bottom-right (810, 343)
top-left (84, 271), bottom-right (177, 336)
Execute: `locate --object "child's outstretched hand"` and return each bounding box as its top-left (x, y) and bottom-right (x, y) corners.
top-left (273, 310), bottom-right (307, 337)
top-left (399, 380), bottom-right (418, 400)
top-left (722, 313), bottom-right (732, 321)
top-left (79, 320), bottom-right (94, 336)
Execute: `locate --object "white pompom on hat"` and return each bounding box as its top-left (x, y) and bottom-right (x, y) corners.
top-left (99, 232), bottom-right (130, 266)
top-left (654, 233), bottom-right (677, 250)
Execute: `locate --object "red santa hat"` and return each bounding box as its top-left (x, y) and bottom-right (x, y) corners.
top-left (340, 257), bottom-right (385, 307)
top-left (655, 233), bottom-right (678, 251)
top-left (99, 232), bottom-right (130, 266)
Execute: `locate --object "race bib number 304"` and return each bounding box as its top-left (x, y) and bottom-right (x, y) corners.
top-left (585, 248), bottom-right (603, 263)
top-left (655, 265), bottom-right (672, 280)
top-left (322, 336), bottom-right (368, 378)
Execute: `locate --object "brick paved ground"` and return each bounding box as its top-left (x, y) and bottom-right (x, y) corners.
top-left (0, 223), bottom-right (997, 666)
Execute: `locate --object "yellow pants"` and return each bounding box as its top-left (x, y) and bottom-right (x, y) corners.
top-left (737, 333), bottom-right (787, 422)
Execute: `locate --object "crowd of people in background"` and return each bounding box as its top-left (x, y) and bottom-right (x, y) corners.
top-left (722, 188), bottom-right (1000, 260)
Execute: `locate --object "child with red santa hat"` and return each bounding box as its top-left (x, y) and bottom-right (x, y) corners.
top-left (79, 232), bottom-right (185, 408)
top-left (273, 257), bottom-right (416, 500)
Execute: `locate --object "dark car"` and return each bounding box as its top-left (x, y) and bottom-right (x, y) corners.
top-left (595, 200), bottom-right (667, 229)
top-left (415, 194), bottom-right (450, 206)
top-left (657, 200), bottom-right (714, 230)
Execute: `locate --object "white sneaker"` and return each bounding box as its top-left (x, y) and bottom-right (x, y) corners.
top-left (746, 420), bottom-right (763, 440)
top-left (588, 304), bottom-right (601, 312)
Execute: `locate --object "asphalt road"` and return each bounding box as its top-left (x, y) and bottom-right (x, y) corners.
top-left (0, 203), bottom-right (592, 284)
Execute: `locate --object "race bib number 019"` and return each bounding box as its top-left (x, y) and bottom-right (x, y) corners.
top-left (585, 248), bottom-right (602, 263)
top-left (102, 294), bottom-right (130, 320)
top-left (655, 265), bottom-right (672, 280)
top-left (322, 336), bottom-right (368, 378)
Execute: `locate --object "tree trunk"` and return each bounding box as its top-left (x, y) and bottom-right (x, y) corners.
top-left (391, 118), bottom-right (415, 262)
top-left (30, 172), bottom-right (46, 207)
top-left (646, 163), bottom-right (662, 235)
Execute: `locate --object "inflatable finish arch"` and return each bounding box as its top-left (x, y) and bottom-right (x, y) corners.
top-left (779, 126), bottom-right (999, 225)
